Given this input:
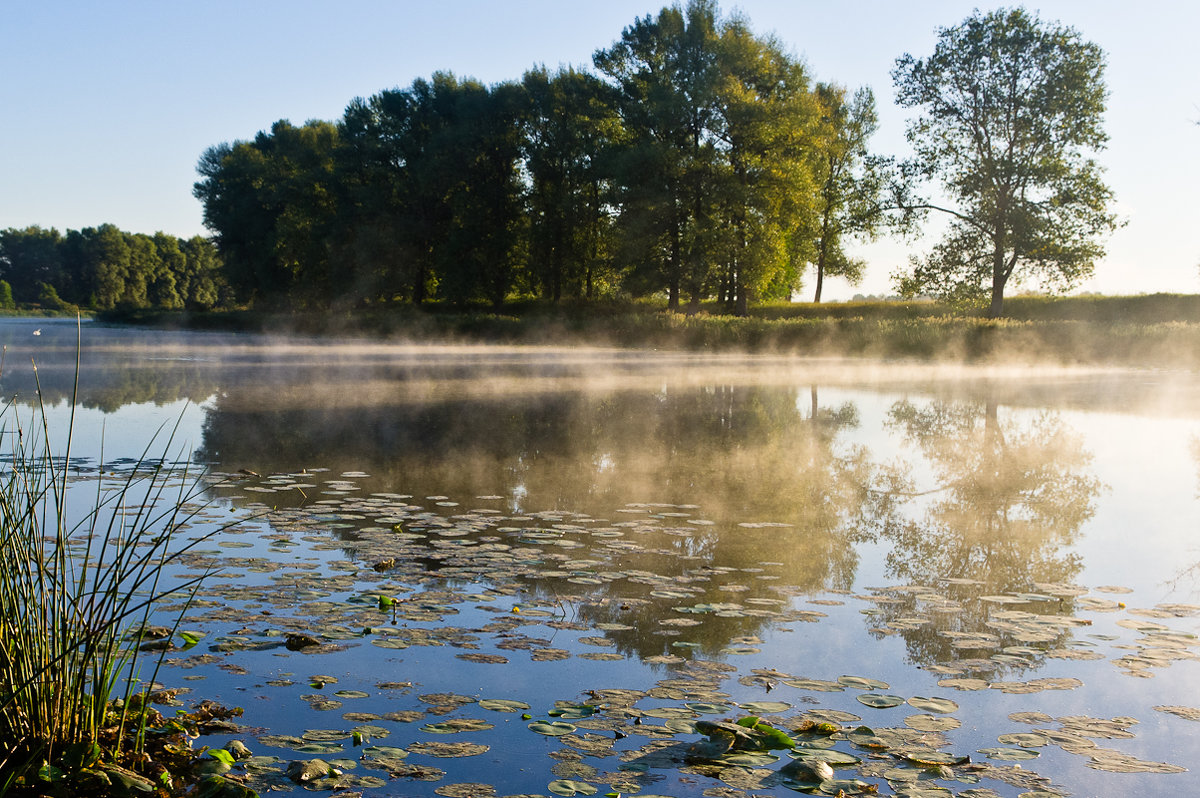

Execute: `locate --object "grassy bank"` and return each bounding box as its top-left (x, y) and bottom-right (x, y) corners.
top-left (99, 293), bottom-right (1200, 369)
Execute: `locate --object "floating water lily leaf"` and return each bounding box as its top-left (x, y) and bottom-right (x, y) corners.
top-left (1087, 749), bottom-right (1186, 773)
top-left (978, 747), bottom-right (1040, 761)
top-left (407, 741), bottom-right (489, 758)
top-left (528, 721), bottom-right (576, 736)
top-left (838, 676), bottom-right (889, 691)
top-left (548, 779), bottom-right (598, 796)
top-left (784, 678), bottom-right (844, 692)
top-left (787, 749), bottom-right (861, 767)
top-left (422, 719), bottom-right (494, 734)
top-left (721, 751), bottom-right (780, 767)
top-left (817, 778), bottom-right (876, 795)
top-left (996, 732), bottom-right (1048, 747)
top-left (936, 678), bottom-right (988, 692)
top-left (294, 743), bottom-right (343, 755)
top-left (685, 702), bottom-right (731, 714)
top-left (856, 693), bottom-right (905, 709)
top-left (740, 701), bottom-right (791, 714)
top-left (641, 707), bottom-right (697, 719)
top-left (548, 703), bottom-right (598, 719)
top-left (335, 690), bottom-right (369, 699)
top-left (302, 730), bottom-right (351, 743)
top-left (433, 783), bottom-right (497, 798)
top-left (904, 714), bottom-right (961, 732)
top-left (1153, 705), bottom-right (1200, 721)
top-left (895, 751), bottom-right (969, 767)
top-left (906, 696), bottom-right (958, 714)
top-left (361, 745), bottom-right (408, 760)
top-left (478, 699), bottom-right (530, 713)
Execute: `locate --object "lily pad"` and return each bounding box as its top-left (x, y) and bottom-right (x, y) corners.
top-left (547, 779), bottom-right (598, 796)
top-left (422, 719), bottom-right (494, 734)
top-left (528, 721), bottom-right (577, 736)
top-left (838, 676), bottom-right (889, 691)
top-left (478, 699), bottom-right (531, 713)
top-left (784, 678), bottom-right (845, 692)
top-left (856, 693), bottom-right (905, 709)
top-left (906, 696), bottom-right (958, 714)
top-left (407, 741), bottom-right (489, 758)
top-left (978, 746), bottom-right (1040, 761)
top-left (740, 701), bottom-right (792, 714)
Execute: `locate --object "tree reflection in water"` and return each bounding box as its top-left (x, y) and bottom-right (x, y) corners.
top-left (866, 397), bottom-right (1104, 671)
top-left (196, 382), bottom-right (880, 659)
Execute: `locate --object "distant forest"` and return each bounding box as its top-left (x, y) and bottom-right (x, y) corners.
top-left (0, 224), bottom-right (226, 311)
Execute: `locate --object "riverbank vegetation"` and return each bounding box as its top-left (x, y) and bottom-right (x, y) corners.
top-left (0, 224), bottom-right (227, 313)
top-left (0, 385), bottom-right (248, 796)
top-left (101, 293), bottom-right (1200, 369)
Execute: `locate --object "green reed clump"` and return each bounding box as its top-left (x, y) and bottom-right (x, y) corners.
top-left (0, 369), bottom-right (220, 792)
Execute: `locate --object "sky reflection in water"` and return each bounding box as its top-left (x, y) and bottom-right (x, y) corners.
top-left (3, 318), bottom-right (1200, 797)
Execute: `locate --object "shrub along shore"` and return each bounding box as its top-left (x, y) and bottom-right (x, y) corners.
top-left (98, 294), bottom-right (1200, 370)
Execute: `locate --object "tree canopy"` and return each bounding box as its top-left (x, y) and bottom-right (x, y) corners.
top-left (892, 8), bottom-right (1118, 317)
top-left (0, 225), bottom-right (226, 311)
top-left (189, 0), bottom-right (900, 314)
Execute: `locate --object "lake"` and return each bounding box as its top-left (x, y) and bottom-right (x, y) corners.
top-left (4, 316), bottom-right (1200, 797)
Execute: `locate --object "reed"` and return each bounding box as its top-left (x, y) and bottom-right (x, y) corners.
top-left (0, 348), bottom-right (219, 792)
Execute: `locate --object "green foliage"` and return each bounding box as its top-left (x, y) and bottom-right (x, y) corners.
top-left (892, 8), bottom-right (1118, 317)
top-left (189, 0), bottom-right (898, 316)
top-left (0, 225), bottom-right (225, 313)
top-left (0, 279), bottom-right (14, 309)
top-left (37, 281), bottom-right (73, 311)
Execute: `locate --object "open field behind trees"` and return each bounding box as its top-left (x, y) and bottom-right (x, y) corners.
top-left (101, 293), bottom-right (1200, 370)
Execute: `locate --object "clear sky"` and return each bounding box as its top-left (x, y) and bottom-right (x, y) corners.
top-left (2, 1), bottom-right (1196, 300)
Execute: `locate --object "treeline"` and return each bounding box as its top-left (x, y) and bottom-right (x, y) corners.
top-left (0, 224), bottom-right (227, 311)
top-left (193, 0), bottom-right (899, 314)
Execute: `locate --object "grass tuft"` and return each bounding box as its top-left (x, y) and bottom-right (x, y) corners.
top-left (0, 337), bottom-right (225, 793)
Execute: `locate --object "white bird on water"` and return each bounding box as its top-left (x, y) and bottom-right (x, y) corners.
top-left (32, 329), bottom-right (40, 336)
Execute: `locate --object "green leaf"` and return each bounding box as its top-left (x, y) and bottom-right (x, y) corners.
top-left (856, 693), bottom-right (905, 709)
top-left (208, 749), bottom-right (236, 766)
top-left (529, 721), bottom-right (577, 736)
top-left (548, 779), bottom-right (598, 795)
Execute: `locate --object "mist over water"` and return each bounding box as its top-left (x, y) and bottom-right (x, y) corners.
top-left (5, 317), bottom-right (1200, 796)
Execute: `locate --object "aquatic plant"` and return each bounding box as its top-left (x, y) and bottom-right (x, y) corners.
top-left (0, 353), bottom-right (223, 792)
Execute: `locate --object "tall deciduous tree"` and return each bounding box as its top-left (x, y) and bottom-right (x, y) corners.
top-left (892, 8), bottom-right (1117, 318)
top-left (194, 120), bottom-right (341, 307)
top-left (595, 0), bottom-right (724, 311)
top-left (809, 84), bottom-right (901, 303)
top-left (522, 66), bottom-right (622, 302)
top-left (712, 19), bottom-right (820, 314)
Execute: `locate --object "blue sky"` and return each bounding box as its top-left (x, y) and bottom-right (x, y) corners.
top-left (2, 1), bottom-right (1196, 300)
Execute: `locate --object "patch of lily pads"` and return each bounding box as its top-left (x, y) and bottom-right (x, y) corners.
top-left (128, 469), bottom-right (1200, 797)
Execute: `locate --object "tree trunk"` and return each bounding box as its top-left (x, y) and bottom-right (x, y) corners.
top-left (988, 234), bottom-right (1007, 318)
top-left (667, 220), bottom-right (681, 311)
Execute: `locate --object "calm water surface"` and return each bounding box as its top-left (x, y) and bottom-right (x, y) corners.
top-left (4, 317), bottom-right (1200, 798)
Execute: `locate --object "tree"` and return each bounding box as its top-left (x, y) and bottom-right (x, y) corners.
top-left (0, 226), bottom-right (64, 303)
top-left (194, 120), bottom-right (341, 307)
top-left (0, 280), bottom-right (14, 309)
top-left (892, 8), bottom-right (1118, 317)
top-left (711, 19), bottom-right (820, 314)
top-left (521, 66), bottom-right (622, 301)
top-left (808, 85), bottom-right (899, 303)
top-left (595, 0), bottom-right (724, 311)
top-left (596, 0), bottom-right (823, 314)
